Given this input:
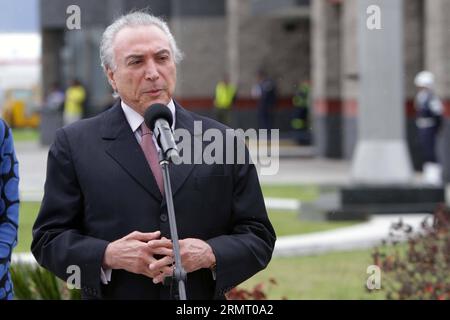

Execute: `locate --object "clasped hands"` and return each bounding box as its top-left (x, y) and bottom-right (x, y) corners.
top-left (102, 231), bottom-right (216, 284)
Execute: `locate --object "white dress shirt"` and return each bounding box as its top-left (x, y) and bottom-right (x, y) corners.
top-left (121, 99), bottom-right (176, 145)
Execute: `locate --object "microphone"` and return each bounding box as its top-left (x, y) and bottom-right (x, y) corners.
top-left (144, 103), bottom-right (180, 163)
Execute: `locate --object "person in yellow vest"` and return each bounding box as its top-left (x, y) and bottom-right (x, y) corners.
top-left (214, 75), bottom-right (236, 126)
top-left (64, 79), bottom-right (86, 125)
top-left (291, 80), bottom-right (311, 144)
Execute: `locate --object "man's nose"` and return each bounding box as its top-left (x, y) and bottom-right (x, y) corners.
top-left (144, 60), bottom-right (159, 81)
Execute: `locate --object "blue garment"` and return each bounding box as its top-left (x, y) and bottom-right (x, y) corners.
top-left (415, 89), bottom-right (443, 164)
top-left (256, 78), bottom-right (277, 130)
top-left (0, 119), bottom-right (19, 300)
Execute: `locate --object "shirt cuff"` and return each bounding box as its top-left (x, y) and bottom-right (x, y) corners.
top-left (210, 265), bottom-right (217, 281)
top-left (100, 268), bottom-right (112, 284)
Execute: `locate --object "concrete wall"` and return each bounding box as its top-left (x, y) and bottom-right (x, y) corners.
top-left (172, 17), bottom-right (227, 98)
top-left (312, 0), bottom-right (342, 158)
top-left (425, 0), bottom-right (450, 100)
top-left (226, 0), bottom-right (310, 98)
top-left (237, 16), bottom-right (310, 97)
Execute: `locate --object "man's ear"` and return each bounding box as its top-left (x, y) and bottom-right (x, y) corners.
top-left (106, 68), bottom-right (117, 91)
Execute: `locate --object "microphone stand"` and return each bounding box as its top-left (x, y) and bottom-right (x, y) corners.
top-left (159, 152), bottom-right (187, 300)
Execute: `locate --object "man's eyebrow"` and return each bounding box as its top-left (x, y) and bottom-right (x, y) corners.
top-left (125, 54), bottom-right (144, 61)
top-left (155, 49), bottom-right (171, 56)
top-left (124, 50), bottom-right (170, 61)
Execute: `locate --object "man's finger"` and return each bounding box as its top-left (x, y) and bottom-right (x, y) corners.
top-left (153, 266), bottom-right (174, 284)
top-left (125, 230), bottom-right (161, 241)
top-left (150, 247), bottom-right (173, 257)
top-left (147, 238), bottom-right (173, 248)
top-left (149, 255), bottom-right (173, 272)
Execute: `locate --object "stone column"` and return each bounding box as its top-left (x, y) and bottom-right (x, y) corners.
top-left (351, 0), bottom-right (413, 184)
top-left (340, 0), bottom-right (359, 160)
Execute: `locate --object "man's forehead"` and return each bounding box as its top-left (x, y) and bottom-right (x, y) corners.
top-left (113, 25), bottom-right (171, 53)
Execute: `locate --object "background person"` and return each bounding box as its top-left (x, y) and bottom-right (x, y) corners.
top-left (44, 82), bottom-right (65, 112)
top-left (414, 71), bottom-right (444, 185)
top-left (252, 69), bottom-right (277, 131)
top-left (214, 75), bottom-right (236, 126)
top-left (63, 79), bottom-right (86, 125)
top-left (291, 80), bottom-right (311, 145)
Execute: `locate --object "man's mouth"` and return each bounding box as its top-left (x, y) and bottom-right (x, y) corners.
top-left (144, 89), bottom-right (163, 96)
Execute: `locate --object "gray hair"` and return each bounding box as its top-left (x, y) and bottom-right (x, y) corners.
top-left (100, 11), bottom-right (183, 73)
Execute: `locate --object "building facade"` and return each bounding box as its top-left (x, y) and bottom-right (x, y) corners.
top-left (40, 0), bottom-right (310, 131)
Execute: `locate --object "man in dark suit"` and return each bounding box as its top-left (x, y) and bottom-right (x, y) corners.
top-left (32, 11), bottom-right (275, 300)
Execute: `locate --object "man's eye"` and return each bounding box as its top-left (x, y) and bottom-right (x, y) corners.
top-left (129, 60), bottom-right (141, 65)
top-left (159, 56), bottom-right (169, 61)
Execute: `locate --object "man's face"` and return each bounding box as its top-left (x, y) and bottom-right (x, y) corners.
top-left (107, 25), bottom-right (177, 115)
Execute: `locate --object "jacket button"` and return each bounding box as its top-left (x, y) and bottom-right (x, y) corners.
top-left (160, 214), bottom-right (168, 222)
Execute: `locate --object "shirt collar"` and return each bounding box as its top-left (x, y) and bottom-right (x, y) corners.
top-left (121, 99), bottom-right (176, 133)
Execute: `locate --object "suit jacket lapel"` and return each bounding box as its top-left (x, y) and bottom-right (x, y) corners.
top-left (101, 101), bottom-right (163, 202)
top-left (165, 101), bottom-right (201, 202)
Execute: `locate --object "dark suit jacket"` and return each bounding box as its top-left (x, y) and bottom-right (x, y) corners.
top-left (31, 100), bottom-right (276, 299)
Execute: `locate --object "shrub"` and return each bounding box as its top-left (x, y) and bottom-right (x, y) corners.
top-left (225, 278), bottom-right (285, 300)
top-left (10, 262), bottom-right (281, 300)
top-left (10, 262), bottom-right (81, 300)
top-left (372, 204), bottom-right (450, 300)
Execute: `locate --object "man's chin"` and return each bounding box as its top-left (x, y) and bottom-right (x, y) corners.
top-left (144, 97), bottom-right (171, 107)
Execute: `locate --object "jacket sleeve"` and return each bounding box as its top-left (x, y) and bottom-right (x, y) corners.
top-left (0, 121), bottom-right (19, 292)
top-left (206, 137), bottom-right (276, 298)
top-left (31, 128), bottom-right (109, 298)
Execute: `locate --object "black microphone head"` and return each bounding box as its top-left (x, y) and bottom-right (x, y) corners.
top-left (144, 103), bottom-right (173, 131)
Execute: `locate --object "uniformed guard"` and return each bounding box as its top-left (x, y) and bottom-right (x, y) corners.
top-left (291, 80), bottom-right (311, 144)
top-left (414, 71), bottom-right (444, 185)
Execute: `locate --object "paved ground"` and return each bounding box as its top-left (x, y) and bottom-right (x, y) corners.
top-left (258, 157), bottom-right (351, 186)
top-left (15, 141), bottom-right (48, 202)
top-left (274, 213), bottom-right (431, 257)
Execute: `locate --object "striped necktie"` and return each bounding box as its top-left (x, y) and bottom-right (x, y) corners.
top-left (139, 123), bottom-right (164, 194)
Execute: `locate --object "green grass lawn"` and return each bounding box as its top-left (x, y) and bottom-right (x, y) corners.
top-left (16, 202), bottom-right (40, 252)
top-left (237, 185), bottom-right (378, 299)
top-left (269, 210), bottom-right (357, 237)
top-left (239, 249), bottom-right (386, 300)
top-left (262, 184), bottom-right (319, 201)
top-left (11, 128), bottom-right (40, 142)
top-left (262, 184), bottom-right (359, 236)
